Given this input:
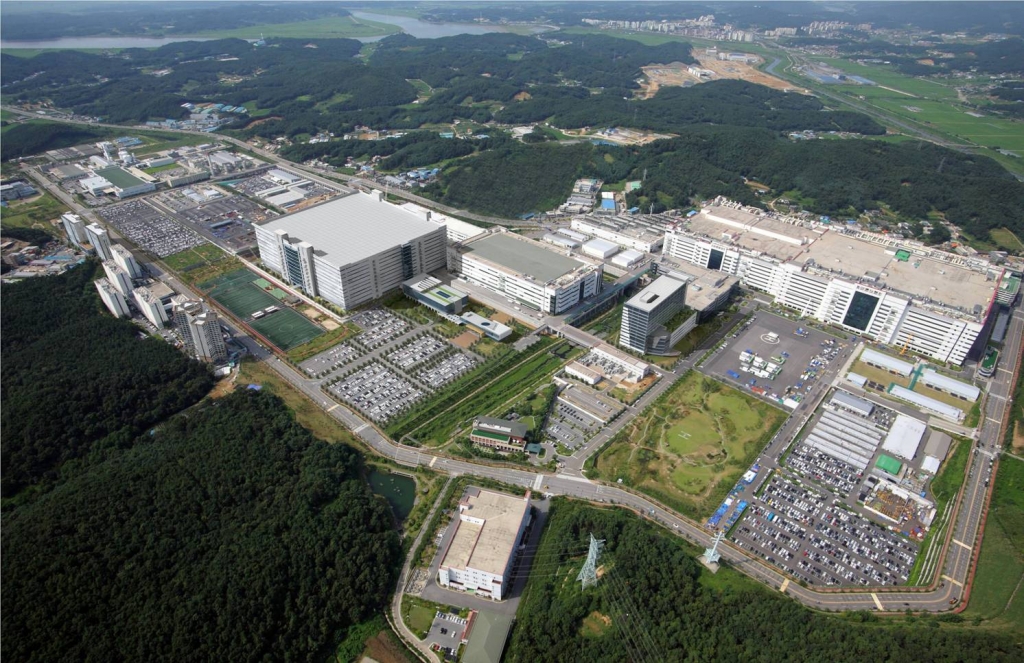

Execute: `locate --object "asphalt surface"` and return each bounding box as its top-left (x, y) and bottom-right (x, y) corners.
top-left (18, 107), bottom-right (1023, 615)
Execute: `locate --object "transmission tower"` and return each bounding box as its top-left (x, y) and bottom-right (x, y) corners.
top-left (576, 533), bottom-right (605, 590)
top-left (703, 531), bottom-right (724, 565)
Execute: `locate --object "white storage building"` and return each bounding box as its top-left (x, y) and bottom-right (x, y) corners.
top-left (831, 390), bottom-right (874, 417)
top-left (881, 414), bottom-right (928, 460)
top-left (861, 348), bottom-right (914, 377)
top-left (543, 233), bottom-right (580, 250)
top-left (920, 369), bottom-right (980, 402)
top-left (611, 249), bottom-right (644, 268)
top-left (888, 385), bottom-right (964, 422)
top-left (582, 238), bottom-right (619, 259)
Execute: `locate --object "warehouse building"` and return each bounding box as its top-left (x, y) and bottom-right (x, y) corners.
top-left (582, 238), bottom-right (619, 260)
top-left (454, 232), bottom-right (603, 315)
top-left (611, 249), bottom-right (644, 268)
top-left (438, 487), bottom-right (531, 601)
top-left (256, 191), bottom-right (446, 310)
top-left (663, 199), bottom-right (1003, 365)
top-left (831, 390), bottom-right (875, 417)
top-left (93, 166), bottom-right (156, 198)
top-left (860, 348), bottom-right (914, 377)
top-left (919, 369), bottom-right (980, 402)
top-left (400, 202), bottom-right (485, 244)
top-left (888, 385), bottom-right (964, 422)
top-left (881, 414), bottom-right (927, 461)
top-left (620, 273), bottom-right (696, 355)
top-left (570, 217), bottom-right (664, 253)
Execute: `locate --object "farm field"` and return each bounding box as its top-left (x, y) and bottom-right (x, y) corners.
top-left (590, 370), bottom-right (786, 519)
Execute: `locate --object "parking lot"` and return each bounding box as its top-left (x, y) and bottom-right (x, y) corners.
top-left (98, 200), bottom-right (205, 257)
top-left (416, 352), bottom-right (477, 389)
top-left (154, 189), bottom-right (270, 253)
top-left (544, 402), bottom-right (596, 451)
top-left (299, 342), bottom-right (362, 377)
top-left (328, 362), bottom-right (424, 423)
top-left (386, 334), bottom-right (449, 370)
top-left (425, 611), bottom-right (466, 662)
top-left (352, 309), bottom-right (410, 349)
top-left (703, 313), bottom-right (849, 408)
top-left (730, 475), bottom-right (917, 587)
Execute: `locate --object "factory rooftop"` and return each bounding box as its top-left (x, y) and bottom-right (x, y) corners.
top-left (683, 203), bottom-right (999, 314)
top-left (442, 488), bottom-right (529, 576)
top-left (625, 274), bottom-right (687, 312)
top-left (257, 191), bottom-right (441, 267)
top-left (95, 165), bottom-right (148, 190)
top-left (463, 233), bottom-right (586, 284)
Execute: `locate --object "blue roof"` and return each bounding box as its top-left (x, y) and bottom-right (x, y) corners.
top-left (601, 199), bottom-right (615, 209)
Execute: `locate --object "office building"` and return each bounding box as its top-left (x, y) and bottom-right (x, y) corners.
top-left (133, 285), bottom-right (169, 329)
top-left (663, 199), bottom-right (1004, 365)
top-left (462, 312), bottom-right (512, 341)
top-left (172, 296), bottom-right (228, 362)
top-left (255, 191), bottom-right (446, 310)
top-left (470, 417), bottom-right (529, 453)
top-left (85, 223), bottom-right (113, 261)
top-left (620, 273), bottom-right (696, 355)
top-left (402, 274), bottom-right (468, 314)
top-left (111, 244), bottom-right (143, 278)
top-left (454, 233), bottom-right (603, 315)
top-left (102, 260), bottom-right (133, 298)
top-left (61, 213), bottom-right (87, 248)
top-left (95, 278), bottom-right (131, 318)
top-left (437, 487), bottom-right (531, 600)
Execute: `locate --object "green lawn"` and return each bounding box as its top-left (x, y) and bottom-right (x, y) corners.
top-left (963, 456), bottom-right (1024, 631)
top-left (0, 191), bottom-right (67, 233)
top-left (589, 370), bottom-right (787, 519)
top-left (143, 162), bottom-right (180, 175)
top-left (188, 15), bottom-right (401, 40)
top-left (163, 244), bottom-right (241, 284)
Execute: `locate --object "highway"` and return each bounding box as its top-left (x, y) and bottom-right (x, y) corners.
top-left (13, 107), bottom-right (1022, 614)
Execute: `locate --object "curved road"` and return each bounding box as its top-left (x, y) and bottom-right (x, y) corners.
top-left (14, 107), bottom-right (1022, 614)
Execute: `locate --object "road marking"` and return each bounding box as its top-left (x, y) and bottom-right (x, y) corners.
top-left (942, 575), bottom-right (963, 588)
top-left (987, 417), bottom-right (1002, 424)
top-left (998, 367), bottom-right (1013, 375)
top-left (533, 475), bottom-right (544, 490)
top-left (354, 423), bottom-right (368, 433)
top-left (429, 456), bottom-right (438, 468)
top-left (988, 393), bottom-right (1006, 401)
top-left (871, 593), bottom-right (884, 611)
top-left (953, 539), bottom-right (972, 551)
top-left (779, 578), bottom-right (790, 593)
top-left (327, 404), bottom-right (339, 412)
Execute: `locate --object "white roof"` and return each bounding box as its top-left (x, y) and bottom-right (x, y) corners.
top-left (860, 348), bottom-right (914, 376)
top-left (612, 249), bottom-right (644, 266)
top-left (881, 414), bottom-right (927, 460)
top-left (846, 372), bottom-right (868, 387)
top-left (625, 274), bottom-right (687, 313)
top-left (399, 202), bottom-right (485, 240)
top-left (441, 488), bottom-right (529, 576)
top-left (889, 385), bottom-right (964, 421)
top-left (268, 168), bottom-right (300, 183)
top-left (265, 190), bottom-right (305, 206)
top-left (583, 238), bottom-right (619, 254)
top-left (921, 456), bottom-right (941, 474)
top-left (543, 233), bottom-right (580, 249)
top-left (920, 369), bottom-right (980, 401)
top-left (258, 192), bottom-right (441, 268)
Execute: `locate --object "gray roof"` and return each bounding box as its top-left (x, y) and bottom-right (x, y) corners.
top-left (464, 233), bottom-right (582, 283)
top-left (258, 192), bottom-right (441, 268)
top-left (625, 274), bottom-right (687, 312)
top-left (476, 416), bottom-right (529, 438)
top-left (831, 390), bottom-right (875, 415)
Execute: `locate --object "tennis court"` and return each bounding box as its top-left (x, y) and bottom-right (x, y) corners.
top-left (201, 268), bottom-right (323, 350)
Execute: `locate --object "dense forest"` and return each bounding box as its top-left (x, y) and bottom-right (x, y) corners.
top-left (507, 500), bottom-right (1024, 662)
top-left (421, 126), bottom-right (1024, 244)
top-left (1, 121), bottom-right (112, 161)
top-left (0, 261), bottom-right (213, 497)
top-left (1, 389), bottom-right (401, 661)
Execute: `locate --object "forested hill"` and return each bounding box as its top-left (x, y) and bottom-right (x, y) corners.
top-left (422, 126), bottom-right (1024, 244)
top-left (507, 500), bottom-right (1024, 662)
top-left (0, 261), bottom-right (213, 497)
top-left (1, 389), bottom-right (402, 661)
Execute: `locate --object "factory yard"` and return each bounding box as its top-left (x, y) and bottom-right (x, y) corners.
top-left (98, 200), bottom-right (205, 257)
top-left (152, 187), bottom-right (272, 253)
top-left (731, 475), bottom-right (918, 587)
top-left (590, 370), bottom-right (787, 519)
top-left (328, 362), bottom-right (425, 424)
top-left (640, 53), bottom-right (800, 98)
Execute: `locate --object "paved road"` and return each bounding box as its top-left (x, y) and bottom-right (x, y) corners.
top-left (25, 106), bottom-right (1022, 614)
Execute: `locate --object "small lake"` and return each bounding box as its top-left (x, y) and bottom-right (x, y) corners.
top-left (351, 11), bottom-right (506, 40)
top-left (367, 469), bottom-right (416, 523)
top-left (0, 36), bottom-right (213, 50)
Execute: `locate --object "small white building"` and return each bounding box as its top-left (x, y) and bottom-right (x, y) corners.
top-left (582, 238), bottom-right (619, 260)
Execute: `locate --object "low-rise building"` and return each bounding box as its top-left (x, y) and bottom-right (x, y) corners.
top-left (0, 180), bottom-right (37, 201)
top-left (470, 417), bottom-right (528, 453)
top-left (462, 311), bottom-right (512, 341)
top-left (437, 487), bottom-right (531, 600)
top-left (402, 274), bottom-right (468, 314)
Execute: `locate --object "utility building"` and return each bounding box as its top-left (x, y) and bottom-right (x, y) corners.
top-left (620, 273), bottom-right (696, 355)
top-left (437, 488), bottom-right (531, 601)
top-left (255, 191), bottom-right (446, 310)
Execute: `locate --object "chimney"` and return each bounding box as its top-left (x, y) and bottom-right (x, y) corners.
top-left (426, 211), bottom-right (432, 222)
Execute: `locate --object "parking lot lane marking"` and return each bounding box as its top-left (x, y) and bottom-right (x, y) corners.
top-left (953, 539), bottom-right (972, 551)
top-left (429, 455), bottom-right (438, 468)
top-left (942, 575), bottom-right (963, 588)
top-left (779, 578), bottom-right (790, 593)
top-left (327, 404), bottom-right (339, 412)
top-left (871, 593), bottom-right (884, 611)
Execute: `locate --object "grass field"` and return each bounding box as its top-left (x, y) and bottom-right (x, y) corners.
top-left (286, 322), bottom-right (361, 363)
top-left (988, 228), bottom-right (1024, 252)
top-left (590, 370), bottom-right (786, 519)
top-left (202, 268), bottom-right (323, 350)
top-left (907, 437), bottom-right (970, 585)
top-left (163, 243), bottom-right (242, 284)
top-left (143, 162), bottom-right (180, 175)
top-left (189, 15), bottom-right (400, 40)
top-left (0, 191), bottom-right (66, 233)
top-left (963, 456), bottom-right (1024, 631)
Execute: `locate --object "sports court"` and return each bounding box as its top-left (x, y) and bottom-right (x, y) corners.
top-left (201, 268), bottom-right (323, 350)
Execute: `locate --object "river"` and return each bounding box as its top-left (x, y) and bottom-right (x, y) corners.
top-left (350, 11), bottom-right (506, 40)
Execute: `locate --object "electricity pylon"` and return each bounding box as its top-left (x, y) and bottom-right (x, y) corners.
top-left (577, 533), bottom-right (605, 590)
